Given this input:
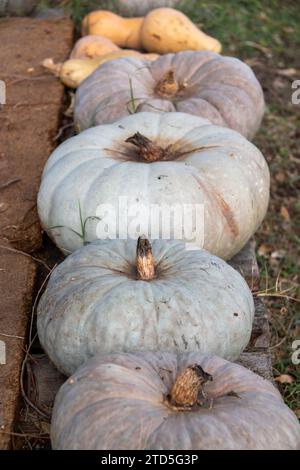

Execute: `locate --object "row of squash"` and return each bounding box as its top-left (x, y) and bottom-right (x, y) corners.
top-left (43, 8), bottom-right (221, 88)
top-left (37, 6), bottom-right (300, 450)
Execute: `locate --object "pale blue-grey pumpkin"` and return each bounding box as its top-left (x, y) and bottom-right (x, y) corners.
top-left (51, 351), bottom-right (300, 450)
top-left (37, 238), bottom-right (254, 376)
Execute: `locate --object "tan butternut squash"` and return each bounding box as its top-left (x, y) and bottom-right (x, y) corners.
top-left (70, 35), bottom-right (120, 59)
top-left (82, 10), bottom-right (144, 50)
top-left (43, 50), bottom-right (159, 88)
top-left (141, 8), bottom-right (222, 53)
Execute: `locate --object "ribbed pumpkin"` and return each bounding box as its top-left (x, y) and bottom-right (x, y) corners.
top-left (75, 51), bottom-right (264, 139)
top-left (37, 238), bottom-right (255, 376)
top-left (51, 351), bottom-right (300, 450)
top-left (37, 112), bottom-right (269, 257)
top-left (0, 0), bottom-right (37, 16)
top-left (108, 0), bottom-right (181, 17)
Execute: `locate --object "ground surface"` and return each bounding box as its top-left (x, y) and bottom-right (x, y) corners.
top-left (0, 17), bottom-right (73, 449)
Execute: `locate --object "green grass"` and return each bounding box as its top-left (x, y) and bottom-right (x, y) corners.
top-left (179, 0), bottom-right (300, 64)
top-left (50, 201), bottom-right (100, 247)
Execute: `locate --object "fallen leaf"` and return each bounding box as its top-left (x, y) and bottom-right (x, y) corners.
top-left (275, 374), bottom-right (294, 384)
top-left (277, 67), bottom-right (298, 77)
top-left (283, 27), bottom-right (295, 34)
top-left (258, 244), bottom-right (272, 257)
top-left (280, 306), bottom-right (287, 315)
top-left (39, 421), bottom-right (51, 434)
top-left (280, 205), bottom-right (290, 222)
top-left (271, 249), bottom-right (286, 259)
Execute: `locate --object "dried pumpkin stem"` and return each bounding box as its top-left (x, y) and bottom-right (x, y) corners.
top-left (125, 132), bottom-right (173, 162)
top-left (42, 58), bottom-right (62, 77)
top-left (136, 237), bottom-right (155, 280)
top-left (169, 364), bottom-right (212, 409)
top-left (155, 70), bottom-right (180, 98)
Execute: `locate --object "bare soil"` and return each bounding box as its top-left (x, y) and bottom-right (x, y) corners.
top-left (0, 17), bottom-right (73, 449)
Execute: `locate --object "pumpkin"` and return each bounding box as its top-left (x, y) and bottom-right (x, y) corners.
top-left (141, 8), bottom-right (221, 54)
top-left (51, 351), bottom-right (300, 449)
top-left (82, 10), bottom-right (144, 50)
top-left (70, 35), bottom-right (120, 60)
top-left (37, 112), bottom-right (269, 257)
top-left (107, 0), bottom-right (181, 17)
top-left (43, 51), bottom-right (159, 88)
top-left (74, 52), bottom-right (264, 139)
top-left (37, 238), bottom-right (254, 376)
top-left (0, 0), bottom-right (37, 16)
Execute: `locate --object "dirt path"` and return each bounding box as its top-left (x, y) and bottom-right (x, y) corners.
top-left (0, 17), bottom-right (73, 449)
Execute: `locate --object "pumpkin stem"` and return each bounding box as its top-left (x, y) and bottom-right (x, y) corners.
top-left (155, 70), bottom-right (181, 98)
top-left (136, 236), bottom-right (155, 280)
top-left (168, 364), bottom-right (212, 409)
top-left (125, 132), bottom-right (173, 162)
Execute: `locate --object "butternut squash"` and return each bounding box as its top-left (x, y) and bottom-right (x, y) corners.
top-left (82, 10), bottom-right (144, 50)
top-left (70, 35), bottom-right (120, 59)
top-left (141, 8), bottom-right (222, 53)
top-left (43, 51), bottom-right (159, 88)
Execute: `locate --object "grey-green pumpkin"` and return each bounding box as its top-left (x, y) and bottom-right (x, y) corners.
top-left (75, 51), bottom-right (264, 139)
top-left (37, 238), bottom-right (255, 376)
top-left (51, 351), bottom-right (300, 450)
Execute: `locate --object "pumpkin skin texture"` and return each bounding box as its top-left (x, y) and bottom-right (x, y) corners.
top-left (51, 351), bottom-right (300, 450)
top-left (141, 8), bottom-right (221, 53)
top-left (37, 239), bottom-right (254, 376)
top-left (37, 112), bottom-right (269, 258)
top-left (82, 10), bottom-right (144, 50)
top-left (74, 52), bottom-right (264, 139)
